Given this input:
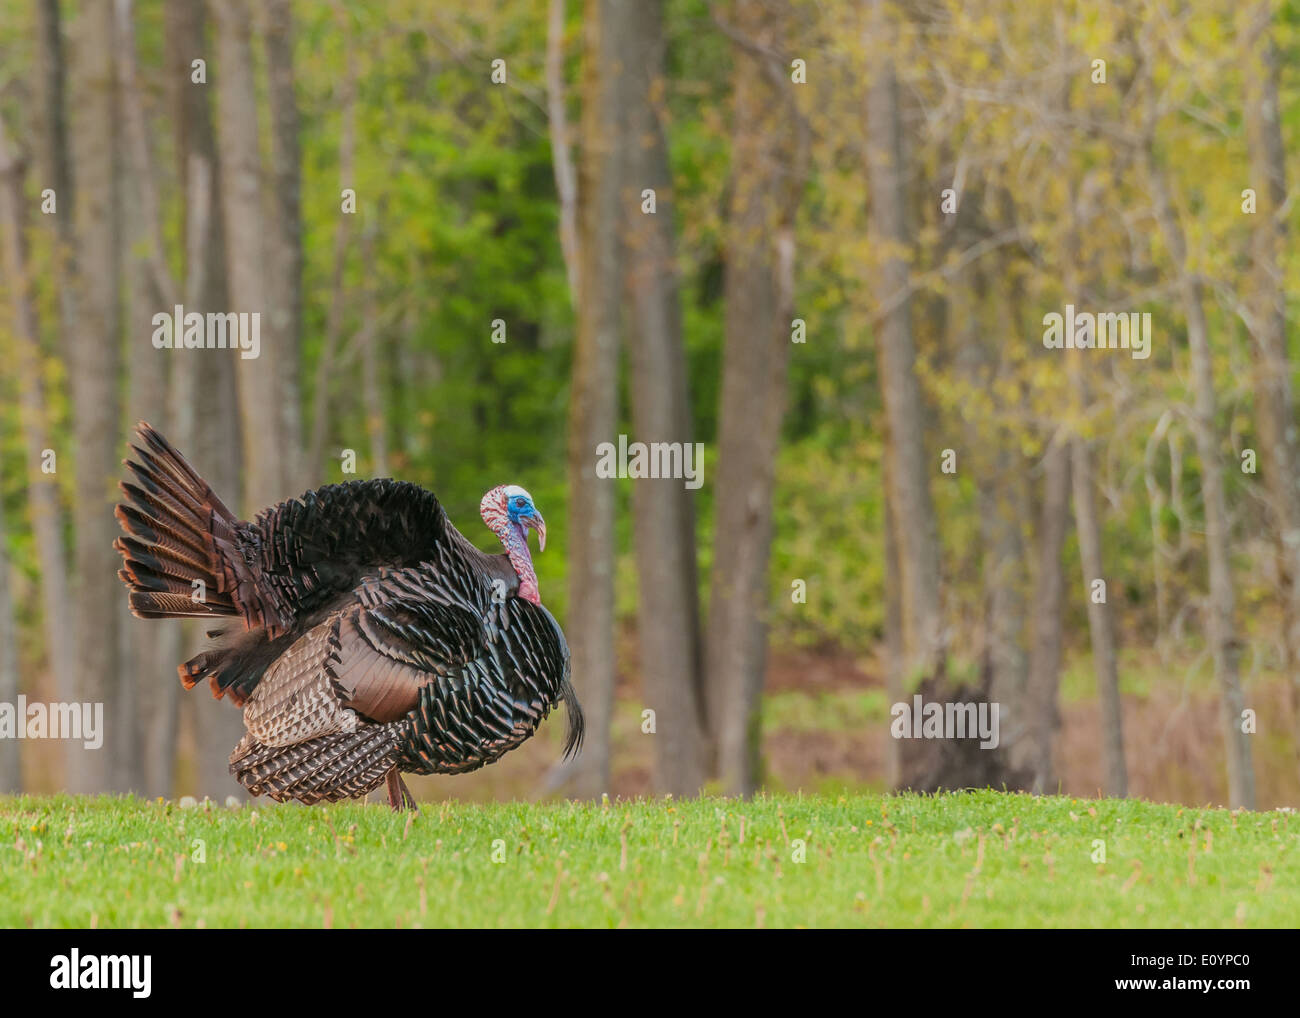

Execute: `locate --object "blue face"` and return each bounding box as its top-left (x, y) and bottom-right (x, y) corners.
top-left (501, 485), bottom-right (547, 553)
top-left (505, 487), bottom-right (536, 524)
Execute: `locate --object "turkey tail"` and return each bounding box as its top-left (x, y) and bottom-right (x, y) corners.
top-left (559, 677), bottom-right (584, 761)
top-left (113, 421), bottom-right (242, 624)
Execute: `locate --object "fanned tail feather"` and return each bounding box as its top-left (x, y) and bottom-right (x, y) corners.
top-left (113, 422), bottom-right (241, 625)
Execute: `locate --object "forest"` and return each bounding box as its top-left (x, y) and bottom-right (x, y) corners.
top-left (0, 0), bottom-right (1297, 812)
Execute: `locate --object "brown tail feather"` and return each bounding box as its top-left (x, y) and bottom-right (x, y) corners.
top-left (115, 530), bottom-right (212, 578)
top-left (115, 503), bottom-right (212, 562)
top-left (115, 421), bottom-right (243, 624)
top-left (127, 590), bottom-right (232, 621)
top-left (134, 423), bottom-right (241, 520)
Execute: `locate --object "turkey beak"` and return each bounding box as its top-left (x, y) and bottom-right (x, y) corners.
top-left (528, 511), bottom-right (547, 552)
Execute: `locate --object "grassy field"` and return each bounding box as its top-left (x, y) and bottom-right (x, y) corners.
top-left (0, 790), bottom-right (1295, 928)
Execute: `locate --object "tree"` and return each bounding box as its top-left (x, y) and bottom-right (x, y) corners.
top-left (261, 0), bottom-right (306, 493)
top-left (1142, 104), bottom-right (1255, 808)
top-left (0, 485), bottom-right (19, 791)
top-left (707, 0), bottom-right (807, 794)
top-left (882, 458), bottom-right (905, 787)
top-left (308, 15), bottom-right (357, 475)
top-left (944, 184), bottom-right (1032, 773)
top-left (117, 0), bottom-right (173, 794)
top-left (33, 0), bottom-right (77, 336)
top-left (213, 0), bottom-right (288, 511)
top-left (864, 0), bottom-right (944, 685)
top-left (1024, 435), bottom-right (1071, 792)
top-left (1070, 427), bottom-right (1127, 796)
top-left (546, 0), bottom-right (580, 303)
top-left (0, 117), bottom-right (76, 731)
top-left (1062, 165), bottom-right (1127, 797)
top-left (1242, 1), bottom-right (1300, 766)
top-left (173, 0), bottom-right (246, 800)
top-left (564, 0), bottom-right (627, 797)
top-left (620, 0), bottom-right (708, 795)
top-left (69, 0), bottom-right (124, 792)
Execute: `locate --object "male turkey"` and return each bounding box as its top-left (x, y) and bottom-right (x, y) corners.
top-left (113, 422), bottom-right (582, 810)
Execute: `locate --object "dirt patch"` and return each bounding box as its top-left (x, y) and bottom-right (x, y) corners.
top-left (20, 638), bottom-right (1293, 809)
top-left (764, 644), bottom-right (882, 693)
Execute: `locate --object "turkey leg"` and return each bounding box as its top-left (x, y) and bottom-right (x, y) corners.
top-left (385, 767), bottom-right (419, 813)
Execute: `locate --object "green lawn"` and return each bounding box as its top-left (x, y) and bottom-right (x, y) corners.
top-left (1, 790), bottom-right (1294, 928)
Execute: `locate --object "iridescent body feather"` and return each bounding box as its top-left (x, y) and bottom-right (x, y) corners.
top-left (113, 423), bottom-right (581, 809)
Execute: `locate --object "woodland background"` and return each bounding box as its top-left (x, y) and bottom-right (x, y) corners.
top-left (0, 0), bottom-right (1298, 809)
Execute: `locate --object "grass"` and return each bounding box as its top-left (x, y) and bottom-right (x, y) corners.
top-left (1, 790), bottom-right (1295, 928)
top-left (762, 689), bottom-right (891, 732)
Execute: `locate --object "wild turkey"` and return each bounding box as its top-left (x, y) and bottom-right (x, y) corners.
top-left (113, 422), bottom-right (582, 810)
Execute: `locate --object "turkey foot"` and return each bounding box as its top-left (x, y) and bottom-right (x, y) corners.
top-left (385, 768), bottom-right (418, 813)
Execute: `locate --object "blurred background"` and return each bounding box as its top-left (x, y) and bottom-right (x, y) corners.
top-left (0, 0), bottom-right (1297, 808)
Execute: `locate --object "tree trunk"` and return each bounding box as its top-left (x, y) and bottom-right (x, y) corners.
top-left (213, 0), bottom-right (287, 511)
top-left (20, 0), bottom-right (78, 716)
top-left (34, 0), bottom-right (78, 343)
top-left (944, 215), bottom-right (1029, 720)
top-left (865, 2), bottom-right (944, 682)
top-left (882, 457), bottom-right (904, 787)
top-left (621, 0), bottom-right (707, 795)
top-left (1147, 157), bottom-right (1256, 809)
top-left (308, 35), bottom-right (357, 474)
top-left (1058, 142), bottom-right (1127, 796)
top-left (262, 0), bottom-right (305, 494)
top-left (0, 495), bottom-right (21, 792)
top-left (978, 448), bottom-right (1032, 771)
top-left (172, 0), bottom-right (246, 801)
top-left (116, 0), bottom-right (179, 308)
top-left (34, 0), bottom-right (73, 223)
top-left (357, 221), bottom-right (389, 476)
top-left (116, 0), bottom-right (172, 792)
top-left (1070, 430), bottom-right (1127, 796)
top-left (68, 0), bottom-right (124, 793)
top-left (564, 0), bottom-right (627, 797)
top-left (946, 225), bottom-right (1034, 785)
top-left (1023, 437), bottom-right (1070, 792)
top-left (706, 0), bottom-right (806, 795)
top-left (984, 210), bottom-right (1036, 767)
top-left (979, 466), bottom-right (1029, 710)
top-left (361, 291), bottom-right (389, 476)
top-left (32, 8), bottom-right (82, 705)
top-left (1243, 2), bottom-right (1300, 768)
top-left (119, 0), bottom-right (217, 795)
top-left (30, 0), bottom-right (81, 759)
top-left (546, 0), bottom-right (580, 303)
top-left (0, 120), bottom-right (77, 723)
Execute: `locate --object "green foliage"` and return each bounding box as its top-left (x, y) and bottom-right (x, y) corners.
top-left (770, 437), bottom-right (886, 648)
top-left (763, 689), bottom-right (891, 732)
